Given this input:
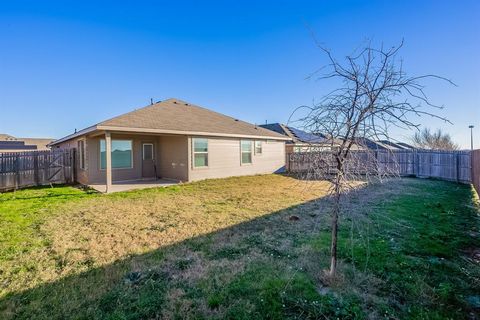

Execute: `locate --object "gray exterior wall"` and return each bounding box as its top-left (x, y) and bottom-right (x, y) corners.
top-left (55, 136), bottom-right (89, 185)
top-left (56, 133), bottom-right (285, 185)
top-left (187, 137), bottom-right (285, 181)
top-left (157, 135), bottom-right (189, 181)
top-left (86, 134), bottom-right (189, 184)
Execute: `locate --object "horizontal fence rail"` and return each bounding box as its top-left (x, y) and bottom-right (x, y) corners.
top-left (286, 149), bottom-right (472, 184)
top-left (0, 149), bottom-right (75, 192)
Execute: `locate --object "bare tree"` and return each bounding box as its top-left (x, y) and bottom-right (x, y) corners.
top-left (291, 40), bottom-right (452, 277)
top-left (412, 128), bottom-right (459, 150)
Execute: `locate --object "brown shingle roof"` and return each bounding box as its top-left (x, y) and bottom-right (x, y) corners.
top-left (98, 98), bottom-right (286, 139)
top-left (0, 134), bottom-right (17, 141)
top-left (0, 134), bottom-right (53, 151)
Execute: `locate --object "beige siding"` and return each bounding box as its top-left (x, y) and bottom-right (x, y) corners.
top-left (55, 137), bottom-right (89, 185)
top-left (55, 133), bottom-right (283, 185)
top-left (68, 133), bottom-right (189, 184)
top-left (188, 137), bottom-right (285, 181)
top-left (88, 134), bottom-right (139, 184)
top-left (157, 135), bottom-right (189, 181)
top-left (87, 134), bottom-right (184, 184)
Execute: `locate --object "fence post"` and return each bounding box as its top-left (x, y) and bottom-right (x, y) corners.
top-left (429, 151), bottom-right (432, 178)
top-left (61, 150), bottom-right (66, 183)
top-left (412, 149), bottom-right (416, 176)
top-left (472, 151), bottom-right (478, 195)
top-left (44, 151), bottom-right (50, 185)
top-left (472, 151), bottom-right (474, 186)
top-left (72, 148), bottom-right (77, 183)
top-left (33, 153), bottom-right (39, 186)
top-left (14, 154), bottom-right (20, 190)
top-left (456, 152), bottom-right (460, 183)
top-left (285, 151), bottom-right (289, 173)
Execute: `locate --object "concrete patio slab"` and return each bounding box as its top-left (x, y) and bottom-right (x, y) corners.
top-left (89, 178), bottom-right (179, 193)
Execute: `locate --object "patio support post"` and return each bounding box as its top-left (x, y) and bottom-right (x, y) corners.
top-left (105, 131), bottom-right (112, 193)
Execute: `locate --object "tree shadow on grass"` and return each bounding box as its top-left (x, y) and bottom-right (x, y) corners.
top-left (0, 193), bottom-right (337, 320)
top-left (1, 179), bottom-right (478, 319)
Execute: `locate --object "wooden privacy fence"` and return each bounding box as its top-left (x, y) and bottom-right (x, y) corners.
top-left (286, 149), bottom-right (472, 184)
top-left (0, 149), bottom-right (75, 192)
top-left (471, 149), bottom-right (480, 195)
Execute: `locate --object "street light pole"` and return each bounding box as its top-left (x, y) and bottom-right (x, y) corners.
top-left (469, 125), bottom-right (474, 150)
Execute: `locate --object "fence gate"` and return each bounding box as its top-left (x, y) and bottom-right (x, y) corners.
top-left (0, 149), bottom-right (75, 192)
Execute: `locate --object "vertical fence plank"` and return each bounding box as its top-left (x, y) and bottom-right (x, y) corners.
top-left (14, 154), bottom-right (20, 190)
top-left (0, 148), bottom-right (76, 192)
top-left (286, 149), bottom-right (472, 184)
top-left (33, 153), bottom-right (39, 185)
top-left (72, 149), bottom-right (76, 183)
top-left (471, 150), bottom-right (480, 196)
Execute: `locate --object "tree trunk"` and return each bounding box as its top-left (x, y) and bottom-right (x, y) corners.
top-left (329, 191), bottom-right (340, 276)
top-left (329, 158), bottom-right (342, 277)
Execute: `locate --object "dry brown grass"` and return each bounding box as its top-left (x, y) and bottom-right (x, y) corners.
top-left (2, 174), bottom-right (330, 297)
top-left (1, 176), bottom-right (477, 319)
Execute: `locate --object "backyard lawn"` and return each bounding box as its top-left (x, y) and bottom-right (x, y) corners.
top-left (0, 175), bottom-right (478, 319)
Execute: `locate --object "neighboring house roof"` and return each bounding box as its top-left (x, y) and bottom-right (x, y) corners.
top-left (51, 98), bottom-right (289, 146)
top-left (260, 123), bottom-right (329, 144)
top-left (376, 140), bottom-right (406, 150)
top-left (355, 138), bottom-right (392, 150)
top-left (0, 134), bottom-right (17, 141)
top-left (395, 142), bottom-right (415, 149)
top-left (356, 138), bottom-right (415, 150)
top-left (260, 125), bottom-right (416, 151)
top-left (0, 134), bottom-right (53, 152)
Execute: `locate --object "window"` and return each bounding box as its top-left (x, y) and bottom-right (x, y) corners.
top-left (241, 140), bottom-right (252, 164)
top-left (193, 138), bottom-right (208, 167)
top-left (255, 141), bottom-right (262, 155)
top-left (100, 139), bottom-right (133, 169)
top-left (143, 143), bottom-right (153, 160)
top-left (78, 140), bottom-right (86, 169)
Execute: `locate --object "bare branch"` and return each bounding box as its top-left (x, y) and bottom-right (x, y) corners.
top-left (291, 40), bottom-right (453, 276)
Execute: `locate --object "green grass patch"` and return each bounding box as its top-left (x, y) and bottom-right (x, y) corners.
top-left (308, 179), bottom-right (479, 318)
top-left (0, 186), bottom-right (97, 263)
top-left (0, 176), bottom-right (478, 319)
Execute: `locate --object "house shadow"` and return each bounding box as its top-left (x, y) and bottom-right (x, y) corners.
top-left (1, 178), bottom-right (433, 319)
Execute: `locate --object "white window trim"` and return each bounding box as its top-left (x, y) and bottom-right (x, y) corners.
top-left (254, 140), bottom-right (263, 155)
top-left (192, 137), bottom-right (209, 169)
top-left (142, 143), bottom-right (154, 160)
top-left (240, 140), bottom-right (253, 165)
top-left (99, 139), bottom-right (134, 170)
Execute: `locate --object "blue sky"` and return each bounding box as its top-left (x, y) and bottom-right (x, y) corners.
top-left (1, 0), bottom-right (479, 148)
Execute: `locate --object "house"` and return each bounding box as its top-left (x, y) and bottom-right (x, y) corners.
top-left (260, 123), bottom-right (341, 153)
top-left (50, 98), bottom-right (289, 192)
top-left (378, 140), bottom-right (415, 150)
top-left (0, 134), bottom-right (53, 152)
top-left (355, 138), bottom-right (415, 150)
top-left (354, 138), bottom-right (392, 150)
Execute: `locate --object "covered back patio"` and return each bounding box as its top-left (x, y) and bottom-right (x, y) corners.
top-left (86, 131), bottom-right (189, 193)
top-left (89, 177), bottom-right (179, 193)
